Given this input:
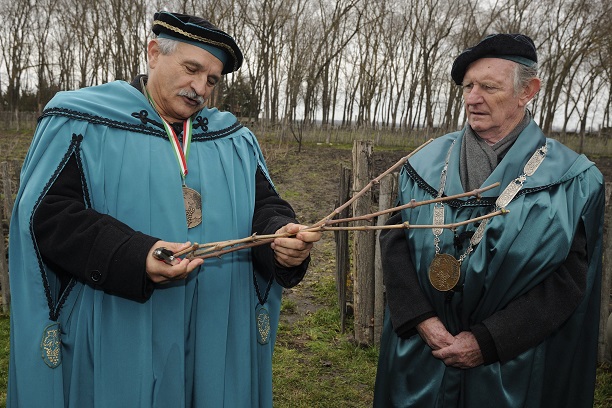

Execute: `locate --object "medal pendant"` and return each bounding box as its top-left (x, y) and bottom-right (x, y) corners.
top-left (428, 253), bottom-right (461, 292)
top-left (183, 186), bottom-right (202, 228)
top-left (256, 304), bottom-right (271, 345)
top-left (41, 322), bottom-right (62, 368)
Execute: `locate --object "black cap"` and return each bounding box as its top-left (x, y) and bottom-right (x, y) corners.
top-left (152, 11), bottom-right (243, 75)
top-left (451, 33), bottom-right (537, 85)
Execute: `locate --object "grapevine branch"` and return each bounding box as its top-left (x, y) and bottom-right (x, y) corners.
top-left (172, 139), bottom-right (507, 260)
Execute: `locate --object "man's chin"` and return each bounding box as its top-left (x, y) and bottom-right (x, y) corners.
top-left (180, 105), bottom-right (205, 119)
top-left (468, 120), bottom-right (489, 133)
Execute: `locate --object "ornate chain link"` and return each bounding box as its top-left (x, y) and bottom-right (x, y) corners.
top-left (433, 140), bottom-right (547, 264)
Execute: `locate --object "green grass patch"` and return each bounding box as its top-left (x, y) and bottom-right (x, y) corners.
top-left (273, 308), bottom-right (378, 408)
top-left (276, 189), bottom-right (302, 201)
top-left (0, 128), bottom-right (34, 162)
top-left (596, 363), bottom-right (612, 408)
top-left (311, 274), bottom-right (338, 308)
top-left (0, 313), bottom-right (9, 407)
top-left (280, 298), bottom-right (297, 314)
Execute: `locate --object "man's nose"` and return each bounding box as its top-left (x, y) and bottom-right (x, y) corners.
top-left (464, 87), bottom-right (483, 104)
top-left (192, 77), bottom-right (209, 99)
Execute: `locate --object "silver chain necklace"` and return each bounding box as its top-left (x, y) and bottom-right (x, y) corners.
top-left (428, 139), bottom-right (548, 291)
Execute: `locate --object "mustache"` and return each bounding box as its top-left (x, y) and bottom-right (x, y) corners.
top-left (178, 89), bottom-right (205, 105)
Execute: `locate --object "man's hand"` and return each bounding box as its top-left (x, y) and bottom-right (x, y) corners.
top-left (146, 241), bottom-right (204, 283)
top-left (271, 223), bottom-right (321, 268)
top-left (418, 317), bottom-right (484, 369)
top-left (432, 331), bottom-right (484, 369)
top-left (417, 316), bottom-right (454, 350)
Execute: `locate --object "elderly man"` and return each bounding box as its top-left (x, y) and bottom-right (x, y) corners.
top-left (8, 11), bottom-right (320, 407)
top-left (374, 34), bottom-right (604, 407)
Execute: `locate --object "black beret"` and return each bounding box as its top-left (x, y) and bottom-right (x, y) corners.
top-left (451, 33), bottom-right (537, 85)
top-left (152, 11), bottom-right (243, 75)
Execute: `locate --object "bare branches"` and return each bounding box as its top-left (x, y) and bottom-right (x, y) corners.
top-left (326, 182), bottom-right (499, 225)
top-left (312, 138), bottom-right (433, 227)
top-left (173, 139), bottom-right (508, 261)
top-left (318, 209), bottom-right (507, 232)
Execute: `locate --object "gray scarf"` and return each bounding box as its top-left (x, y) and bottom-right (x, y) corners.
top-left (460, 112), bottom-right (531, 192)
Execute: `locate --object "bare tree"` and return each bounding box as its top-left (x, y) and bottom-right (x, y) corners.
top-left (236, 0), bottom-right (293, 123)
top-left (0, 0), bottom-right (610, 136)
top-left (0, 0), bottom-right (34, 118)
top-left (302, 0), bottom-right (362, 125)
top-left (354, 1), bottom-right (385, 128)
top-left (600, 21), bottom-right (612, 129)
top-left (282, 0), bottom-right (311, 124)
top-left (536, 0), bottom-right (604, 133)
top-left (568, 59), bottom-right (608, 151)
top-left (380, 5), bottom-right (411, 130)
top-left (102, 0), bottom-right (148, 81)
top-left (30, 0), bottom-right (61, 112)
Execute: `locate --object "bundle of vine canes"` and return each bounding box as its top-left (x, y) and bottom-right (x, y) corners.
top-left (172, 139), bottom-right (505, 261)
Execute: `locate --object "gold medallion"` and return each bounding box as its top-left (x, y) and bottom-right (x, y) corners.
top-left (428, 253), bottom-right (461, 292)
top-left (183, 186), bottom-right (202, 228)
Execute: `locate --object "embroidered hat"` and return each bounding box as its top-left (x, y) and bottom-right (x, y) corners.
top-left (152, 11), bottom-right (243, 75)
top-left (451, 33), bottom-right (537, 85)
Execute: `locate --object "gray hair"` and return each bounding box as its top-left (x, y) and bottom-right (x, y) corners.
top-left (513, 63), bottom-right (539, 95)
top-left (155, 37), bottom-right (180, 55)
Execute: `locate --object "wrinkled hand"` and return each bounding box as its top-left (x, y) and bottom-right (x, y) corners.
top-left (432, 331), bottom-right (484, 369)
top-left (146, 241), bottom-right (204, 284)
top-left (271, 223), bottom-right (321, 268)
top-left (417, 317), bottom-right (454, 350)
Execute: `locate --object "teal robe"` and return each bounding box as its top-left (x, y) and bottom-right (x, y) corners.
top-left (8, 81), bottom-right (282, 407)
top-left (374, 122), bottom-right (605, 407)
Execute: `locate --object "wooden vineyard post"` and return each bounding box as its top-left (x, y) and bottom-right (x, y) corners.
top-left (0, 161), bottom-right (15, 312)
top-left (373, 172), bottom-right (397, 344)
top-left (599, 182), bottom-right (612, 362)
top-left (335, 165), bottom-right (351, 333)
top-left (352, 140), bottom-right (375, 345)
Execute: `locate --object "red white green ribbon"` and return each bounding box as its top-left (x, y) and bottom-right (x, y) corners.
top-left (160, 117), bottom-right (192, 179)
top-left (145, 87), bottom-right (193, 181)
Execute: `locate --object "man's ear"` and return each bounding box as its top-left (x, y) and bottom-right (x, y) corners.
top-left (519, 77), bottom-right (541, 107)
top-left (147, 40), bottom-right (161, 69)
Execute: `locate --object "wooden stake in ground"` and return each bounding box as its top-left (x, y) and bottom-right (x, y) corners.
top-left (352, 140), bottom-right (376, 345)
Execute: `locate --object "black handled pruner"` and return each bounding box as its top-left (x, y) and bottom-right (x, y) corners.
top-left (152, 247), bottom-right (176, 265)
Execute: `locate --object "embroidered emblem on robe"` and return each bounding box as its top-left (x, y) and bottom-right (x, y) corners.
top-left (256, 305), bottom-right (271, 345)
top-left (41, 323), bottom-right (62, 368)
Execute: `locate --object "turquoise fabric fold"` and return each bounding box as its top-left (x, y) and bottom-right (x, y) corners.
top-left (374, 123), bottom-right (605, 407)
top-left (8, 81), bottom-right (281, 407)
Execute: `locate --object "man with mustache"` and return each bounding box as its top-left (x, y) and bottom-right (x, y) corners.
top-left (8, 11), bottom-right (320, 407)
top-left (374, 33), bottom-right (605, 407)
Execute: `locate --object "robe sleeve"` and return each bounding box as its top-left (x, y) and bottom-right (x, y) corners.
top-left (381, 212), bottom-right (436, 338)
top-left (33, 154), bottom-right (159, 302)
top-left (471, 220), bottom-right (588, 364)
top-left (34, 156), bottom-right (309, 303)
top-left (251, 167), bottom-right (309, 288)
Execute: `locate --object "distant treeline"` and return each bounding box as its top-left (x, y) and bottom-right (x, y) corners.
top-left (1, 0), bottom-right (610, 134)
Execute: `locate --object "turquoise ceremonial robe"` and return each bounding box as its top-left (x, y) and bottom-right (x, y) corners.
top-left (8, 81), bottom-right (282, 407)
top-left (374, 122), bottom-right (605, 407)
